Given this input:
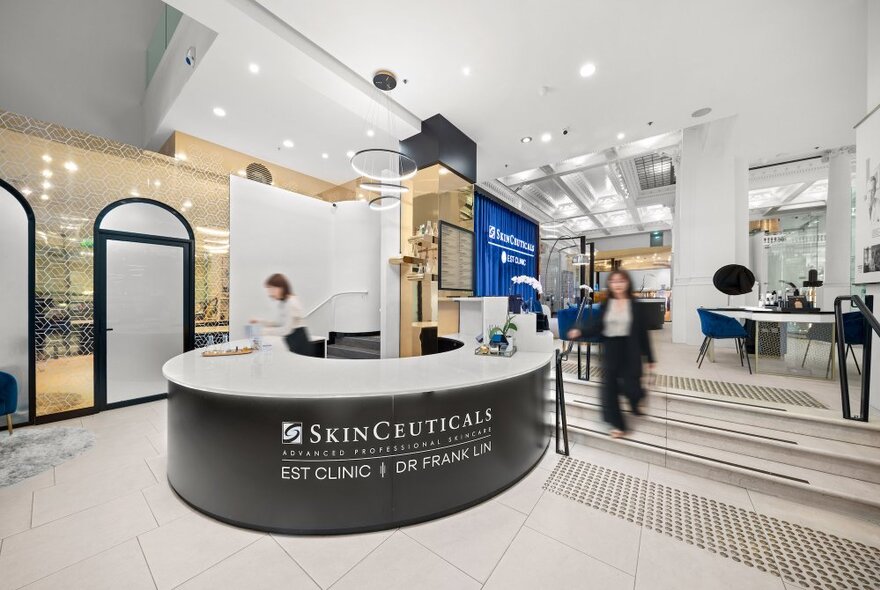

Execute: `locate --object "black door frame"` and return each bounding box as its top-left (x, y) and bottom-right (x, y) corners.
top-left (93, 199), bottom-right (195, 412)
top-left (0, 178), bottom-right (36, 426)
top-left (95, 230), bottom-right (194, 410)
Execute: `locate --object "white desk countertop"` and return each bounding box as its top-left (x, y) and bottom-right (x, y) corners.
top-left (162, 334), bottom-right (553, 398)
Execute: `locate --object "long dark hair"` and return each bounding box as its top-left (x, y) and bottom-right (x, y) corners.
top-left (606, 269), bottom-right (634, 300)
top-left (264, 273), bottom-right (293, 299)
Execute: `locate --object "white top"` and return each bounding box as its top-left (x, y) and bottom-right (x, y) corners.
top-left (258, 296), bottom-right (305, 336)
top-left (603, 299), bottom-right (632, 337)
top-left (708, 308), bottom-right (836, 324)
top-left (162, 334), bottom-right (553, 398)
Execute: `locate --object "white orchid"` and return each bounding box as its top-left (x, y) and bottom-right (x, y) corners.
top-left (510, 275), bottom-right (543, 294)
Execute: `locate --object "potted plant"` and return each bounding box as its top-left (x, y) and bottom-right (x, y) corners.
top-left (488, 314), bottom-right (518, 350)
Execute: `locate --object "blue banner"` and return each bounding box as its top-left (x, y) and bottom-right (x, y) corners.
top-left (474, 192), bottom-right (539, 301)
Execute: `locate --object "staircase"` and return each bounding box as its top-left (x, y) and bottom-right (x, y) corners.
top-left (551, 374), bottom-right (880, 523)
top-left (326, 333), bottom-right (381, 359)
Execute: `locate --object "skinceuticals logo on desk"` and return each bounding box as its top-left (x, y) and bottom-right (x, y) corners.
top-left (281, 422), bottom-right (303, 444)
top-left (279, 409), bottom-right (494, 482)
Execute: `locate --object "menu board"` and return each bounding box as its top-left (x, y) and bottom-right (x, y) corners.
top-left (439, 221), bottom-right (474, 291)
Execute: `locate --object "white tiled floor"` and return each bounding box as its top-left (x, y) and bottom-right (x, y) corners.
top-left (2, 328), bottom-right (878, 589)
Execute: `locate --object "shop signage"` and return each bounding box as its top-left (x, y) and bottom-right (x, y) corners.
top-left (279, 408), bottom-right (494, 482)
top-left (475, 193), bottom-right (539, 296)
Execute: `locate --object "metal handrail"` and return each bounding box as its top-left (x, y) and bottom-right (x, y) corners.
top-left (304, 290), bottom-right (368, 317)
top-left (561, 291), bottom-right (595, 381)
top-left (833, 295), bottom-right (876, 421)
top-left (555, 349), bottom-right (570, 456)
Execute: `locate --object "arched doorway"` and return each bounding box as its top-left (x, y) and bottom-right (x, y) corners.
top-left (0, 178), bottom-right (36, 426)
top-left (94, 198), bottom-right (195, 409)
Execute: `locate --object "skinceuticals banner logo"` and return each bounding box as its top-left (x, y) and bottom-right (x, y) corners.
top-left (282, 422), bottom-right (303, 444)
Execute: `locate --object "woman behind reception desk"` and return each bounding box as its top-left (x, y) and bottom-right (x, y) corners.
top-left (249, 273), bottom-right (318, 355)
top-left (249, 273), bottom-right (305, 336)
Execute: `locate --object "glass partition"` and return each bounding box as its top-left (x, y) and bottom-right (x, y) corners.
top-left (765, 213), bottom-right (826, 295)
top-left (540, 238), bottom-right (579, 314)
top-left (0, 110), bottom-right (230, 419)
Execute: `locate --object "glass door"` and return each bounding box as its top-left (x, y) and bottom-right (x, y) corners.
top-left (102, 236), bottom-right (188, 406)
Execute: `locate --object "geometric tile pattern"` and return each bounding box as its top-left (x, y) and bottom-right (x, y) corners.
top-left (544, 456), bottom-right (880, 590)
top-left (654, 375), bottom-right (827, 409)
top-left (32, 390), bottom-right (92, 416)
top-left (558, 361), bottom-right (826, 408)
top-left (0, 109), bottom-right (245, 416)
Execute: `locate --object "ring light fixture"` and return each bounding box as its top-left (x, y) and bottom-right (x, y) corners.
top-left (350, 148), bottom-right (418, 182)
top-left (368, 195), bottom-right (401, 211)
top-left (359, 182), bottom-right (409, 194)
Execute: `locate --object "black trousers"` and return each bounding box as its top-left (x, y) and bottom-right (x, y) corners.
top-left (601, 336), bottom-right (645, 431)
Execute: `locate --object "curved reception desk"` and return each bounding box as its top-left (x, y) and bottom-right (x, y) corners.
top-left (162, 335), bottom-right (552, 534)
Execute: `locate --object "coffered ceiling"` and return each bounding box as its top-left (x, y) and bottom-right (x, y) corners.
top-left (481, 131), bottom-right (680, 239)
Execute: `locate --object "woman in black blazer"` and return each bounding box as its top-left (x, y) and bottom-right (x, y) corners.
top-left (567, 269), bottom-right (655, 437)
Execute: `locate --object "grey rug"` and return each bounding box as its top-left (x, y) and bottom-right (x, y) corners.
top-left (0, 427), bottom-right (96, 488)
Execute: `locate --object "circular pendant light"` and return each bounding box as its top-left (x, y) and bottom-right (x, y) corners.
top-left (368, 195), bottom-right (401, 211)
top-left (350, 148), bottom-right (418, 182)
top-left (359, 182), bottom-right (409, 194)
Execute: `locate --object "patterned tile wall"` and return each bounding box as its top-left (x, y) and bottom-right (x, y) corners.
top-left (0, 110), bottom-right (233, 416)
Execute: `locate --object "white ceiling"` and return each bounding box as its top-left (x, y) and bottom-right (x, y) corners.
top-left (254, 0), bottom-right (867, 182)
top-left (0, 0), bottom-right (163, 146)
top-left (159, 0), bottom-right (421, 184)
top-left (7, 0), bottom-right (862, 192)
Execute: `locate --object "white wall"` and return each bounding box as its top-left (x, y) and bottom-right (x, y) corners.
top-left (0, 0), bottom-right (163, 146)
top-left (860, 0), bottom-right (880, 415)
top-left (229, 176), bottom-right (380, 341)
top-left (672, 116), bottom-right (748, 345)
top-left (331, 199), bottom-right (382, 333)
top-left (378, 204), bottom-right (401, 358)
top-left (143, 15), bottom-right (217, 149)
top-left (0, 186), bottom-right (30, 423)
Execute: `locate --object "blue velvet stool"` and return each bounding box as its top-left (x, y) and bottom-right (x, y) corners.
top-left (0, 371), bottom-right (18, 435)
top-left (696, 309), bottom-right (751, 374)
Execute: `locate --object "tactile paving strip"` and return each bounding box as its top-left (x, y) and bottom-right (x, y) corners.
top-left (558, 361), bottom-right (826, 408)
top-left (544, 456), bottom-right (880, 589)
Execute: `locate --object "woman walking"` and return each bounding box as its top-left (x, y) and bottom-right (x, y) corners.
top-left (567, 269), bottom-right (655, 438)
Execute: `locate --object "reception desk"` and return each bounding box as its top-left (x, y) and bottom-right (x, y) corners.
top-left (162, 335), bottom-right (552, 534)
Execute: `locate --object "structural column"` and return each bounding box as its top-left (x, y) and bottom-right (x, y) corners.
top-left (672, 116), bottom-right (749, 345)
top-left (821, 148), bottom-right (854, 308)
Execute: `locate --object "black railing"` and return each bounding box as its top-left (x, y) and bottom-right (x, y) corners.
top-left (555, 349), bottom-right (570, 455)
top-left (561, 294), bottom-right (594, 381)
top-left (833, 295), bottom-right (877, 421)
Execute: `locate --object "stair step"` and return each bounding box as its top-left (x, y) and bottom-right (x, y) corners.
top-left (558, 376), bottom-right (880, 447)
top-left (563, 396), bottom-right (880, 484)
top-left (554, 412), bottom-right (880, 524)
top-left (326, 344), bottom-right (380, 359)
top-left (336, 335), bottom-right (381, 351)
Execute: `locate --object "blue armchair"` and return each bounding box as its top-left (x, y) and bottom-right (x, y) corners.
top-left (557, 304), bottom-right (602, 343)
top-left (696, 309), bottom-right (751, 374)
top-left (0, 371), bottom-right (17, 435)
top-left (842, 311), bottom-right (866, 375)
